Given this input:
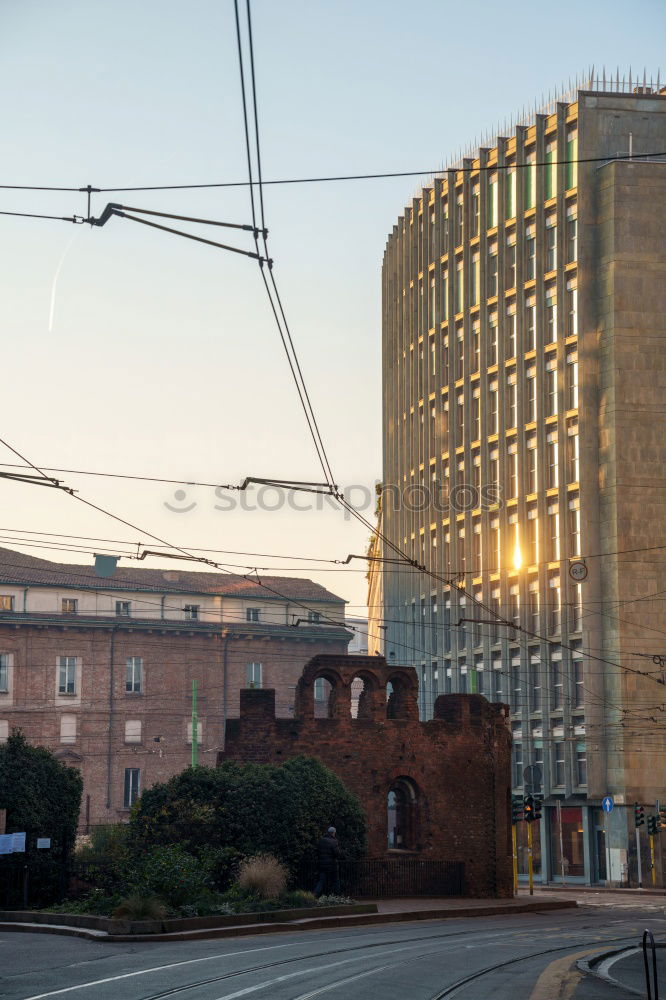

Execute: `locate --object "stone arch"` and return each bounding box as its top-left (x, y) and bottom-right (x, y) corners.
top-left (387, 775), bottom-right (420, 850)
top-left (349, 670), bottom-right (380, 720)
top-left (385, 670), bottom-right (418, 720)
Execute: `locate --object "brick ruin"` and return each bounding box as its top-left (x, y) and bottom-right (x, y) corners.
top-left (219, 653), bottom-right (513, 897)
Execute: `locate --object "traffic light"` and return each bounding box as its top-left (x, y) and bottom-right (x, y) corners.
top-left (533, 793), bottom-right (544, 821)
top-left (648, 815), bottom-right (658, 836)
top-left (511, 795), bottom-right (523, 825)
top-left (635, 802), bottom-right (645, 828)
top-left (523, 794), bottom-right (535, 823)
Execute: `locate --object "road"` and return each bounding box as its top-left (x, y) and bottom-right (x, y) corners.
top-left (2, 900), bottom-right (665, 1000)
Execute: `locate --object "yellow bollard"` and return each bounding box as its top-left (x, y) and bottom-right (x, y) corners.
top-left (528, 821), bottom-right (534, 896)
top-left (512, 824), bottom-right (518, 895)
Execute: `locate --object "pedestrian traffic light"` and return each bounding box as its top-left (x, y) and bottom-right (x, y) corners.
top-left (634, 802), bottom-right (645, 828)
top-left (523, 794), bottom-right (535, 823)
top-left (511, 795), bottom-right (523, 825)
top-left (533, 793), bottom-right (544, 821)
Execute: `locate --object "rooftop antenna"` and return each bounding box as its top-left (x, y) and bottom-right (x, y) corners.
top-left (602, 66), bottom-right (606, 90)
top-left (590, 63), bottom-right (595, 88)
top-left (629, 66), bottom-right (632, 91)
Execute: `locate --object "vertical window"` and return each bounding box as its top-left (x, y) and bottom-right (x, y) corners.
top-left (572, 642), bottom-right (584, 705)
top-left (489, 448), bottom-right (499, 491)
top-left (487, 172), bottom-right (498, 228)
top-left (571, 583), bottom-right (583, 634)
top-left (246, 607), bottom-right (260, 622)
top-left (551, 646), bottom-right (564, 709)
top-left (530, 652), bottom-right (541, 712)
top-left (576, 744), bottom-right (587, 786)
top-left (545, 139), bottom-right (557, 199)
top-left (528, 578), bottom-right (540, 633)
top-left (247, 662), bottom-right (263, 688)
top-left (456, 392), bottom-right (465, 441)
top-left (566, 349), bottom-right (578, 410)
top-left (471, 319), bottom-right (480, 373)
top-left (525, 366), bottom-right (537, 422)
top-left (492, 654), bottom-right (503, 700)
top-left (566, 279), bottom-right (578, 337)
top-left (490, 519), bottom-right (500, 575)
top-left (472, 449), bottom-right (481, 492)
top-left (443, 593), bottom-right (451, 652)
top-left (487, 383), bottom-right (498, 437)
top-left (545, 285), bottom-right (557, 343)
top-left (509, 584), bottom-right (520, 628)
top-left (430, 273), bottom-right (436, 328)
top-left (526, 435), bottom-right (537, 493)
top-left (58, 656), bottom-right (77, 695)
top-left (431, 594), bottom-right (438, 654)
top-left (124, 720), bottom-right (142, 743)
top-left (524, 294), bottom-right (536, 351)
top-left (455, 191), bottom-right (463, 245)
top-left (62, 598), bottom-right (78, 614)
top-left (566, 128), bottom-right (578, 190)
top-left (429, 335), bottom-right (436, 377)
top-left (456, 521), bottom-right (465, 574)
top-left (471, 183), bottom-right (480, 237)
top-left (506, 300), bottom-right (517, 358)
top-left (566, 204), bottom-right (578, 263)
top-left (60, 714), bottom-right (76, 744)
top-left (567, 421), bottom-right (579, 483)
top-left (505, 166), bottom-right (516, 220)
top-left (554, 742), bottom-right (565, 786)
top-left (442, 198), bottom-right (449, 250)
top-left (525, 224), bottom-right (536, 280)
top-left (549, 575), bottom-right (562, 633)
top-left (490, 586), bottom-right (501, 642)
top-left (545, 357), bottom-right (558, 417)
top-left (524, 150), bottom-right (536, 209)
top-left (470, 252), bottom-right (480, 306)
top-left (474, 653), bottom-right (484, 692)
top-left (455, 324), bottom-right (464, 380)
top-left (507, 440), bottom-right (518, 498)
top-left (441, 334), bottom-right (449, 382)
top-left (547, 431), bottom-right (559, 488)
top-left (513, 734), bottom-right (523, 787)
top-left (471, 387), bottom-right (481, 441)
top-left (545, 215), bottom-right (557, 272)
top-left (508, 510), bottom-right (520, 568)
top-left (0, 596), bottom-right (15, 611)
top-left (505, 231), bottom-right (517, 289)
top-left (184, 604), bottom-right (200, 621)
top-left (488, 312), bottom-right (498, 366)
top-left (472, 520), bottom-right (482, 575)
top-left (511, 652), bottom-right (522, 713)
top-left (126, 656), bottom-right (143, 693)
top-left (441, 265), bottom-right (449, 322)
top-left (430, 209), bottom-right (436, 261)
top-left (487, 241), bottom-right (498, 297)
top-left (455, 258), bottom-right (464, 313)
top-left (115, 601), bottom-right (131, 617)
top-left (0, 654), bottom-right (8, 692)
top-left (547, 502), bottom-right (560, 561)
top-left (568, 494), bottom-right (581, 557)
top-left (527, 504), bottom-right (538, 564)
top-left (506, 369), bottom-right (517, 429)
top-left (124, 768), bottom-right (141, 808)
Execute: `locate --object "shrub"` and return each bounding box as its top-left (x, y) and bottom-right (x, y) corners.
top-left (281, 889), bottom-right (317, 909)
top-left (78, 824), bottom-right (129, 862)
top-left (128, 845), bottom-right (212, 907)
top-left (316, 894), bottom-right (354, 907)
top-left (236, 854), bottom-right (287, 900)
top-left (112, 894), bottom-right (167, 920)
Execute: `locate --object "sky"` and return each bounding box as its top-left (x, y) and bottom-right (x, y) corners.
top-left (0, 0), bottom-right (663, 615)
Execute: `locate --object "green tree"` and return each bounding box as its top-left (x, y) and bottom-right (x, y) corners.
top-left (0, 730), bottom-right (82, 904)
top-left (129, 755), bottom-right (366, 877)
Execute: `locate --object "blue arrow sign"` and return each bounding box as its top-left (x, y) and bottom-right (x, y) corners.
top-left (602, 796), bottom-right (614, 813)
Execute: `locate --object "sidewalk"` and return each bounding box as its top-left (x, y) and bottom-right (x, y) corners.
top-left (0, 894), bottom-right (576, 943)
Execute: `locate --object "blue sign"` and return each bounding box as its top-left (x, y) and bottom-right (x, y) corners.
top-left (602, 796), bottom-right (614, 813)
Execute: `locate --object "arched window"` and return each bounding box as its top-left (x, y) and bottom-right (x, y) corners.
top-left (313, 676), bottom-right (333, 718)
top-left (387, 778), bottom-right (418, 850)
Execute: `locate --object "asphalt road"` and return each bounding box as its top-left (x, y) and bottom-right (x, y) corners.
top-left (2, 905), bottom-right (665, 1000)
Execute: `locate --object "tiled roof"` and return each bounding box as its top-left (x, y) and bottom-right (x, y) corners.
top-left (0, 546), bottom-right (345, 603)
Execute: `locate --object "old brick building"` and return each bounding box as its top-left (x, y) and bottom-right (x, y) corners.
top-left (220, 653), bottom-right (513, 897)
top-left (0, 546), bottom-right (351, 827)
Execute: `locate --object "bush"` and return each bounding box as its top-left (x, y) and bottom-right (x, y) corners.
top-left (236, 854), bottom-right (288, 900)
top-left (78, 824), bottom-right (129, 862)
top-left (281, 889), bottom-right (317, 909)
top-left (112, 894), bottom-right (168, 920)
top-left (316, 894), bottom-right (354, 907)
top-left (127, 845), bottom-right (212, 907)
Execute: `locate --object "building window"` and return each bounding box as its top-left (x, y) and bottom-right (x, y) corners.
top-left (572, 642), bottom-right (584, 705)
top-left (471, 252), bottom-right (480, 306)
top-left (0, 596), bottom-right (14, 612)
top-left (471, 184), bottom-right (480, 238)
top-left (0, 654), bottom-right (8, 692)
top-left (507, 440), bottom-right (518, 498)
top-left (472, 450), bottom-right (481, 493)
top-left (455, 258), bottom-right (464, 313)
top-left (545, 139), bottom-right (557, 200)
top-left (506, 230), bottom-right (517, 290)
top-left (566, 350), bottom-right (578, 410)
top-left (490, 520), bottom-right (500, 576)
top-left (506, 300), bottom-right (517, 358)
top-left (505, 166), bottom-right (516, 220)
top-left (506, 369), bottom-right (517, 429)
top-left (547, 502), bottom-right (560, 562)
top-left (487, 172), bottom-right (498, 228)
top-left (471, 388), bottom-right (481, 441)
top-left (471, 319), bottom-right (480, 373)
top-left (525, 294), bottom-right (536, 351)
top-left (430, 274), bottom-right (436, 329)
top-left (455, 191), bottom-right (463, 246)
top-left (441, 265), bottom-right (449, 321)
top-left (553, 742), bottom-right (565, 786)
top-left (58, 656), bottom-right (77, 696)
top-left (488, 312), bottom-right (498, 367)
top-left (492, 654), bottom-right (503, 700)
top-left (545, 286), bottom-right (557, 344)
top-left (62, 598), bottom-right (78, 614)
top-left (527, 504), bottom-right (538, 565)
top-left (488, 242), bottom-right (498, 298)
top-left (115, 601), bottom-right (131, 617)
top-left (509, 584), bottom-right (520, 629)
top-left (549, 576), bottom-right (562, 633)
top-left (571, 583), bottom-right (583, 634)
top-left (488, 381), bottom-right (498, 435)
top-left (388, 778), bottom-right (417, 850)
top-left (568, 494), bottom-right (581, 557)
top-left (126, 656), bottom-right (143, 694)
top-left (545, 358), bottom-right (558, 418)
top-left (551, 647), bottom-right (563, 709)
top-left (456, 392), bottom-right (464, 442)
top-left (546, 430), bottom-right (559, 489)
top-left (489, 447), bottom-right (499, 493)
top-left (530, 652), bottom-right (541, 712)
top-left (545, 215), bottom-right (557, 272)
top-left (246, 608), bottom-right (260, 623)
top-left (123, 768), bottom-right (140, 808)
top-left (513, 737), bottom-right (523, 787)
top-left (526, 435), bottom-right (537, 493)
top-left (525, 366), bottom-right (537, 423)
top-left (525, 223), bottom-right (536, 280)
top-left (60, 714), bottom-right (76, 744)
top-left (528, 578), bottom-right (539, 633)
top-left (247, 662), bottom-right (262, 688)
top-left (524, 150), bottom-right (536, 209)
top-left (124, 720), bottom-right (142, 744)
top-left (510, 653), bottom-right (521, 713)
top-left (472, 522), bottom-right (482, 576)
top-left (308, 611), bottom-right (322, 624)
top-left (576, 744), bottom-right (587, 786)
top-left (566, 128), bottom-right (578, 190)
top-left (567, 421), bottom-right (579, 483)
top-left (566, 279), bottom-right (578, 337)
top-left (566, 204), bottom-right (578, 263)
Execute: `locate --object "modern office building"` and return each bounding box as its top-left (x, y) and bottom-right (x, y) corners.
top-left (378, 76), bottom-right (666, 884)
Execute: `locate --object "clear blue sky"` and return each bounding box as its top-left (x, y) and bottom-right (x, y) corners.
top-left (0, 0), bottom-right (663, 613)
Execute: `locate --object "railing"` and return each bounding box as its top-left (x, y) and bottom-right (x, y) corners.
top-left (296, 858), bottom-right (465, 898)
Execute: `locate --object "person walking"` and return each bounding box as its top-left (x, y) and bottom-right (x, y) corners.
top-left (314, 825), bottom-right (341, 897)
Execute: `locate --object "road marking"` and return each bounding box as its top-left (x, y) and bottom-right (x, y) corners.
top-left (528, 946), bottom-right (609, 1000)
top-left (21, 943), bottom-right (302, 1000)
top-left (596, 946), bottom-right (640, 980)
top-left (293, 964), bottom-right (393, 999)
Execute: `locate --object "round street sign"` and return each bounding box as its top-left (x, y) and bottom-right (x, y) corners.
top-left (602, 795), bottom-right (614, 813)
top-left (569, 561), bottom-right (588, 582)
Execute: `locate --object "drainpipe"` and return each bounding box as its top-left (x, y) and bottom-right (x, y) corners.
top-left (160, 595), bottom-right (166, 619)
top-left (221, 629), bottom-right (230, 751)
top-left (22, 587), bottom-right (29, 612)
top-left (105, 628), bottom-right (117, 810)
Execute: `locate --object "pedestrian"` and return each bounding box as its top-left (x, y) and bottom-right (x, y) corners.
top-left (314, 825), bottom-right (341, 898)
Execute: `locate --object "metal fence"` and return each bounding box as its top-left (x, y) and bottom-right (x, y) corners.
top-left (296, 858), bottom-right (465, 898)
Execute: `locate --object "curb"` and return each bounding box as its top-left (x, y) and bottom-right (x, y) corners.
top-left (0, 898), bottom-right (576, 943)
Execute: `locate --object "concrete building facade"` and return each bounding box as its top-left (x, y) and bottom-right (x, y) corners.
top-left (0, 547), bottom-right (350, 827)
top-left (379, 80), bottom-right (666, 885)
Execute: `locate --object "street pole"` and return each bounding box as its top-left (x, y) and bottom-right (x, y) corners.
top-left (512, 823), bottom-right (518, 895)
top-left (604, 811), bottom-right (612, 886)
top-left (650, 831), bottom-right (656, 887)
top-left (557, 799), bottom-right (566, 885)
top-left (636, 827), bottom-right (643, 889)
top-left (191, 678), bottom-right (198, 768)
top-left (527, 821), bottom-right (534, 896)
